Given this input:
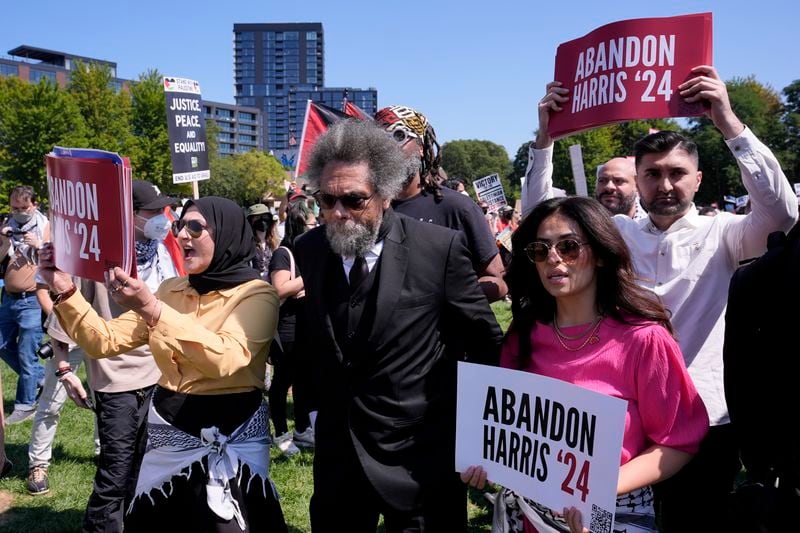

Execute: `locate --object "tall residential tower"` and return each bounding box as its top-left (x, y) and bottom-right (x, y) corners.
top-left (233, 23), bottom-right (377, 152)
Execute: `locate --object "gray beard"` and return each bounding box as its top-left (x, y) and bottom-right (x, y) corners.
top-left (402, 159), bottom-right (421, 189)
top-left (326, 213), bottom-right (382, 257)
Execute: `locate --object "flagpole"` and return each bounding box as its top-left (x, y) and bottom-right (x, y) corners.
top-left (294, 99), bottom-right (312, 180)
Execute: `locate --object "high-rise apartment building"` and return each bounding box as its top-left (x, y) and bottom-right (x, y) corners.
top-left (202, 101), bottom-right (264, 154)
top-left (233, 22), bottom-right (377, 151)
top-left (0, 45), bottom-right (128, 91)
top-left (0, 45), bottom-right (263, 157)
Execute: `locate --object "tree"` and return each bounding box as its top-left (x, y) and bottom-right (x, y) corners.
top-left (548, 119), bottom-right (679, 197)
top-left (688, 76), bottom-right (790, 205)
top-left (440, 139), bottom-right (513, 199)
top-left (508, 142), bottom-right (531, 199)
top-left (201, 151), bottom-right (286, 206)
top-left (126, 69), bottom-right (185, 194)
top-left (0, 76), bottom-right (86, 201)
top-left (781, 79), bottom-right (800, 184)
top-left (68, 61), bottom-right (133, 153)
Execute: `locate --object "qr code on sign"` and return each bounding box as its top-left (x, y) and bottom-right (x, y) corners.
top-left (589, 504), bottom-right (613, 533)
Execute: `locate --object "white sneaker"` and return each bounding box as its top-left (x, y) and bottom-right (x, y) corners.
top-left (273, 432), bottom-right (300, 457)
top-left (293, 426), bottom-right (315, 449)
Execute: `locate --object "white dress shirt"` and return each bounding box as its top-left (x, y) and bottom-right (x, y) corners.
top-left (522, 128), bottom-right (797, 425)
top-left (341, 240), bottom-right (384, 283)
top-left (521, 143), bottom-right (647, 221)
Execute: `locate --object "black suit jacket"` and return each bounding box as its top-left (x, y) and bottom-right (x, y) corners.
top-left (295, 210), bottom-right (502, 511)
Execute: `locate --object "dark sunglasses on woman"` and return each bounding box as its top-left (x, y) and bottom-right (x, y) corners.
top-left (171, 219), bottom-right (207, 238)
top-left (525, 239), bottom-right (588, 263)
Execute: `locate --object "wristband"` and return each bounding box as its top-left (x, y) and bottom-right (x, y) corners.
top-left (49, 284), bottom-right (77, 306)
top-left (55, 366), bottom-right (73, 378)
top-left (144, 297), bottom-right (161, 327)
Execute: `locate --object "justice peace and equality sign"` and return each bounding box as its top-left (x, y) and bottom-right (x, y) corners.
top-left (456, 362), bottom-right (627, 532)
top-left (548, 12), bottom-right (713, 139)
top-left (163, 76), bottom-right (210, 184)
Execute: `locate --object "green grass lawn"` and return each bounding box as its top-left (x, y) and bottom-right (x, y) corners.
top-left (0, 301), bottom-right (511, 531)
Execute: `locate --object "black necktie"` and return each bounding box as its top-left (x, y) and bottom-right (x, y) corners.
top-left (349, 256), bottom-right (369, 291)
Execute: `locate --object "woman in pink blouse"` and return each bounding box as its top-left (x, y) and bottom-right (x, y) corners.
top-left (462, 197), bottom-right (708, 533)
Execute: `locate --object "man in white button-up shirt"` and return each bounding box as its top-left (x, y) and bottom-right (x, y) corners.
top-left (524, 65), bottom-right (798, 532)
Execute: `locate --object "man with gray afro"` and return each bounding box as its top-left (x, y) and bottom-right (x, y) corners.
top-left (295, 119), bottom-right (503, 531)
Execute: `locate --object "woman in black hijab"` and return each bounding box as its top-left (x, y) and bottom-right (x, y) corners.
top-left (39, 196), bottom-right (286, 532)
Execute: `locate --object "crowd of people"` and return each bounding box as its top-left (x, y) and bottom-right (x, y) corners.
top-left (0, 62), bottom-right (798, 533)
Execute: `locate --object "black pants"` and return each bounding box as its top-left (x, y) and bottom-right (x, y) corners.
top-left (654, 423), bottom-right (741, 532)
top-left (310, 437), bottom-right (467, 533)
top-left (269, 338), bottom-right (310, 435)
top-left (83, 386), bottom-right (153, 533)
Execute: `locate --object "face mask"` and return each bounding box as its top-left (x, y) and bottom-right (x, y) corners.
top-left (142, 214), bottom-right (170, 241)
top-left (13, 212), bottom-right (33, 225)
top-left (252, 219), bottom-right (269, 234)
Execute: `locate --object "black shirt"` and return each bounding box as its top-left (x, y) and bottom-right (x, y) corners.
top-left (392, 187), bottom-right (498, 268)
top-left (268, 246), bottom-right (303, 341)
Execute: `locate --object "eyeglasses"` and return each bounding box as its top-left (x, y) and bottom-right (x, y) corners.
top-left (313, 191), bottom-right (376, 212)
top-left (525, 239), bottom-right (589, 263)
top-left (389, 128), bottom-right (418, 145)
top-left (171, 219), bottom-right (207, 238)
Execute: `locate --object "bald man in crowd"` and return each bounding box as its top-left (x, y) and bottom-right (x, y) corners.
top-left (520, 102), bottom-right (647, 220)
top-left (595, 157), bottom-right (647, 219)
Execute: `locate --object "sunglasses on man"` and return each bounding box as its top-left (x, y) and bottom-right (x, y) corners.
top-left (389, 127), bottom-right (418, 145)
top-left (313, 191), bottom-right (376, 212)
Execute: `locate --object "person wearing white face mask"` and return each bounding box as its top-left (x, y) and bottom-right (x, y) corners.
top-left (0, 185), bottom-right (49, 425)
top-left (23, 180), bottom-right (179, 532)
top-left (132, 181), bottom-right (179, 292)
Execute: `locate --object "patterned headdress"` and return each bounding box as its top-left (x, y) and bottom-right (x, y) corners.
top-left (375, 105), bottom-right (429, 142)
top-left (374, 105), bottom-right (443, 200)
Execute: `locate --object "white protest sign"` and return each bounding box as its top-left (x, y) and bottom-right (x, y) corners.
top-left (569, 144), bottom-right (589, 197)
top-left (456, 362), bottom-right (626, 530)
top-left (735, 194), bottom-right (749, 208)
top-left (473, 173), bottom-right (507, 212)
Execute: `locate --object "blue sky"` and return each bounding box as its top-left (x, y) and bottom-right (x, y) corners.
top-left (3, 0), bottom-right (797, 157)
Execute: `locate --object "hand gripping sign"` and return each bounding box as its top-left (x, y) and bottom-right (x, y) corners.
top-left (548, 13), bottom-right (713, 139)
top-left (456, 362), bottom-right (627, 532)
top-left (46, 147), bottom-right (135, 283)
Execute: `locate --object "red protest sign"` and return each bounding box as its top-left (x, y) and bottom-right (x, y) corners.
top-left (46, 148), bottom-right (135, 283)
top-left (548, 13), bottom-right (713, 139)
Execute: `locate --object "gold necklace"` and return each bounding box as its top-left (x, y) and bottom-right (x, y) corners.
top-left (552, 314), bottom-right (603, 352)
top-left (552, 313), bottom-right (602, 340)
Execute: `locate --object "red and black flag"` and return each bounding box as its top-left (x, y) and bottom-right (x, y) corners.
top-left (295, 101), bottom-right (349, 178)
top-left (344, 100), bottom-right (371, 120)
top-left (295, 101), bottom-right (372, 178)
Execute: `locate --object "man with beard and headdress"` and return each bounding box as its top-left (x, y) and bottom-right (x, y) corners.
top-left (374, 105), bottom-right (507, 302)
top-left (524, 66), bottom-right (798, 531)
top-left (294, 119), bottom-right (503, 532)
